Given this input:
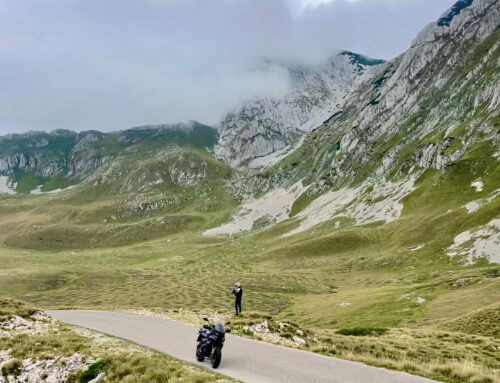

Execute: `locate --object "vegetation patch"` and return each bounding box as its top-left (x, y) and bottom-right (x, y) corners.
top-left (289, 190), bottom-right (316, 217)
top-left (313, 327), bottom-right (500, 383)
top-left (251, 215), bottom-right (276, 230)
top-left (11, 171), bottom-right (44, 194)
top-left (335, 327), bottom-right (387, 336)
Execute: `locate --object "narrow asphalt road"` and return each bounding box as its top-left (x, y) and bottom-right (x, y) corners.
top-left (48, 310), bottom-right (438, 383)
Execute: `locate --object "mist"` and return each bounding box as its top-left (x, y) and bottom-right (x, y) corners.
top-left (0, 0), bottom-right (455, 134)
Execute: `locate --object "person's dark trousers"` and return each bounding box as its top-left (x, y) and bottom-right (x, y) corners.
top-left (235, 299), bottom-right (242, 315)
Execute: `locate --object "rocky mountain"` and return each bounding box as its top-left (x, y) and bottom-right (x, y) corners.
top-left (233, 0), bottom-right (498, 193)
top-left (0, 122), bottom-right (217, 193)
top-left (215, 51), bottom-right (385, 167)
top-left (203, 0), bottom-right (500, 264)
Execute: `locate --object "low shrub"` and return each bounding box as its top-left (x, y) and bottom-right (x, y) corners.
top-left (1, 359), bottom-right (21, 377)
top-left (74, 359), bottom-right (111, 383)
top-left (336, 327), bottom-right (388, 336)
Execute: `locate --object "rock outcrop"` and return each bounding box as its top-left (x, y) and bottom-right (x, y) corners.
top-left (204, 0), bottom-right (500, 238)
top-left (0, 311), bottom-right (55, 337)
top-left (215, 52), bottom-right (385, 167)
top-left (0, 352), bottom-right (96, 383)
top-left (0, 312), bottom-right (98, 383)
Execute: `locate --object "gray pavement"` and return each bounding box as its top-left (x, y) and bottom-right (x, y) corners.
top-left (48, 310), bottom-right (439, 383)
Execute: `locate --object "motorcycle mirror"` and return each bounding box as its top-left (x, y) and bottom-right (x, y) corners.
top-left (225, 321), bottom-right (231, 325)
top-left (226, 329), bottom-right (231, 333)
top-left (203, 317), bottom-right (209, 322)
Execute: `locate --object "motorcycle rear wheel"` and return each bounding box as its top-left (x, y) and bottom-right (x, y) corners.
top-left (211, 347), bottom-right (222, 368)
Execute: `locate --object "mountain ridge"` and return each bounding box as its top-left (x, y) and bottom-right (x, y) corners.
top-left (0, 121), bottom-right (218, 192)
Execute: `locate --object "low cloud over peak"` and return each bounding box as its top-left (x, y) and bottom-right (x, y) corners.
top-left (0, 0), bottom-right (454, 134)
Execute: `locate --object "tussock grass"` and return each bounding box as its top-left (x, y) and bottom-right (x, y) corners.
top-left (71, 353), bottom-right (229, 383)
top-left (1, 329), bottom-right (91, 360)
top-left (312, 328), bottom-right (500, 383)
top-left (443, 304), bottom-right (500, 338)
top-left (0, 298), bottom-right (37, 321)
top-left (74, 359), bottom-right (111, 383)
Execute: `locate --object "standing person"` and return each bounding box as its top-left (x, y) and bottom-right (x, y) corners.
top-left (232, 282), bottom-right (243, 315)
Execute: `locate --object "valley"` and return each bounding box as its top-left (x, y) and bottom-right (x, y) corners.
top-left (1, 0), bottom-right (499, 382)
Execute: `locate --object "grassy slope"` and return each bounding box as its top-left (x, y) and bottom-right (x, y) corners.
top-left (1, 133), bottom-right (498, 382)
top-left (0, 137), bottom-right (238, 250)
top-left (0, 153), bottom-right (498, 325)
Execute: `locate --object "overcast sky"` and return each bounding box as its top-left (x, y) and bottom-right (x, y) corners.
top-left (0, 0), bottom-right (455, 135)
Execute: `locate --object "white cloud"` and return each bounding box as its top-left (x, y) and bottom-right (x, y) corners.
top-left (0, 0), bottom-right (455, 134)
top-left (300, 0), bottom-right (336, 9)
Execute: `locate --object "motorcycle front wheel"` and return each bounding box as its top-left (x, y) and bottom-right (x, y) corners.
top-left (211, 347), bottom-right (222, 368)
top-left (196, 345), bottom-right (204, 362)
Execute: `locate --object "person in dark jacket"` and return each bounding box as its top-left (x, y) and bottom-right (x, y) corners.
top-left (232, 282), bottom-right (243, 315)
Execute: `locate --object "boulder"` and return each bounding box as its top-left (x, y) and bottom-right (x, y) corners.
top-left (293, 336), bottom-right (306, 346)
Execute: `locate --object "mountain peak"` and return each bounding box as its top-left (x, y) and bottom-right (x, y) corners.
top-left (215, 50), bottom-right (386, 167)
top-left (339, 51), bottom-right (386, 67)
top-left (437, 0), bottom-right (474, 27)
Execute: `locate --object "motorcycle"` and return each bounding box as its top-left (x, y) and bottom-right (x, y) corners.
top-left (196, 317), bottom-right (230, 368)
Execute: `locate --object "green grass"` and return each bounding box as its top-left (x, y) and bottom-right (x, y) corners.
top-left (0, 160), bottom-right (498, 382)
top-left (0, 142), bottom-right (498, 327)
top-left (41, 173), bottom-right (80, 192)
top-left (0, 140), bottom-right (238, 250)
top-left (312, 327), bottom-right (499, 383)
top-left (9, 171), bottom-right (79, 194)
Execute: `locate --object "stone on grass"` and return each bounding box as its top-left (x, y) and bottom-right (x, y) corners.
top-left (293, 336), bottom-right (306, 346)
top-left (89, 372), bottom-right (107, 382)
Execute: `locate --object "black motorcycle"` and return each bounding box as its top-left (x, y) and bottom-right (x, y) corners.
top-left (196, 317), bottom-right (230, 368)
